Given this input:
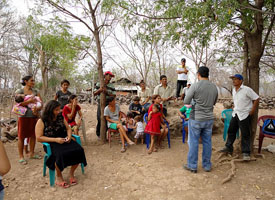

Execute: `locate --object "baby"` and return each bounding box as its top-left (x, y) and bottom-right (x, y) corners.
top-left (15, 95), bottom-right (42, 116)
top-left (15, 95), bottom-right (42, 109)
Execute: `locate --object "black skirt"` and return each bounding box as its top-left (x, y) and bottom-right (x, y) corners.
top-left (45, 140), bottom-right (87, 171)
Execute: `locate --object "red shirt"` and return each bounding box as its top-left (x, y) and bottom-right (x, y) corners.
top-left (62, 104), bottom-right (81, 126)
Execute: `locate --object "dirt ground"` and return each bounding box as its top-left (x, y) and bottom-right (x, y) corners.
top-left (1, 103), bottom-right (275, 200)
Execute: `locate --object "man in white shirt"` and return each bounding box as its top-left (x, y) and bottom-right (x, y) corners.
top-left (176, 58), bottom-right (189, 99)
top-left (220, 74), bottom-right (259, 160)
top-left (180, 83), bottom-right (191, 100)
top-left (153, 75), bottom-right (174, 116)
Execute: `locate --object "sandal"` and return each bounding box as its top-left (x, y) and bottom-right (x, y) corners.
top-left (153, 148), bottom-right (158, 152)
top-left (30, 155), bottom-right (42, 160)
top-left (69, 177), bottom-right (77, 186)
top-left (121, 147), bottom-right (126, 153)
top-left (128, 141), bottom-right (135, 145)
top-left (19, 159), bottom-right (27, 165)
top-left (56, 181), bottom-right (70, 188)
top-left (148, 149), bottom-right (153, 154)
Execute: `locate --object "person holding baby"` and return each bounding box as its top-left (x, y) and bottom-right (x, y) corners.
top-left (15, 75), bottom-right (43, 165)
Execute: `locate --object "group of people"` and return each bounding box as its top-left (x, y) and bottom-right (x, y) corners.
top-left (10, 76), bottom-right (87, 189)
top-left (0, 57), bottom-right (260, 196)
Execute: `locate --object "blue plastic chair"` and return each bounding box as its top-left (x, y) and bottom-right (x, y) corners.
top-left (143, 113), bottom-right (171, 149)
top-left (43, 134), bottom-right (85, 187)
top-left (221, 109), bottom-right (239, 141)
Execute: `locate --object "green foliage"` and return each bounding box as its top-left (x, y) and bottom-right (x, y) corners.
top-left (26, 15), bottom-right (90, 79)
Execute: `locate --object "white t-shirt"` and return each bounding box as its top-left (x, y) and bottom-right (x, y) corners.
top-left (232, 85), bottom-right (259, 121)
top-left (177, 65), bottom-right (188, 80)
top-left (182, 87), bottom-right (190, 95)
top-left (136, 121), bottom-right (144, 133)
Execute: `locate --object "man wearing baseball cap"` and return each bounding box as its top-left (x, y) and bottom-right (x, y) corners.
top-left (87, 71), bottom-right (116, 138)
top-left (219, 74), bottom-right (259, 161)
top-left (176, 58), bottom-right (189, 99)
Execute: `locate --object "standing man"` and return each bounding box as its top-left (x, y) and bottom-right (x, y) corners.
top-left (183, 66), bottom-right (218, 173)
top-left (87, 71), bottom-right (116, 138)
top-left (176, 58), bottom-right (189, 99)
top-left (180, 82), bottom-right (191, 100)
top-left (219, 74), bottom-right (259, 160)
top-left (153, 75), bottom-right (174, 116)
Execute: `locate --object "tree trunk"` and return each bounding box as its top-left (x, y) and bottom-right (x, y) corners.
top-left (246, 32), bottom-right (262, 154)
top-left (94, 29), bottom-right (106, 142)
top-left (242, 34), bottom-right (249, 86)
top-left (39, 50), bottom-right (48, 99)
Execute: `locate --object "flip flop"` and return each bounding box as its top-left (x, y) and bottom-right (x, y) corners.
top-left (30, 155), bottom-right (42, 160)
top-left (19, 159), bottom-right (27, 165)
top-left (121, 147), bottom-right (126, 153)
top-left (56, 181), bottom-right (70, 188)
top-left (69, 178), bottom-right (78, 186)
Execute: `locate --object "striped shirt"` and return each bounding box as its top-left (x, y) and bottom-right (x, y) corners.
top-left (95, 82), bottom-right (116, 103)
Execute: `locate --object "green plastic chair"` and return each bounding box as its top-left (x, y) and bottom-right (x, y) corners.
top-left (43, 134), bottom-right (85, 187)
top-left (221, 109), bottom-right (239, 141)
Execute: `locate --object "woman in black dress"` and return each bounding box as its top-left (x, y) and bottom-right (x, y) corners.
top-left (35, 100), bottom-right (87, 188)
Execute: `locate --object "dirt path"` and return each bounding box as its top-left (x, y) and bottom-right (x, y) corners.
top-left (2, 104), bottom-right (275, 200)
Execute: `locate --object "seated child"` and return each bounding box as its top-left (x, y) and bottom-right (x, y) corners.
top-left (178, 104), bottom-right (192, 135)
top-left (133, 115), bottom-right (144, 144)
top-left (129, 96), bottom-right (142, 118)
top-left (62, 94), bottom-right (82, 135)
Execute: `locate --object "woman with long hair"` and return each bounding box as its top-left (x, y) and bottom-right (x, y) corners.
top-left (35, 100), bottom-right (87, 188)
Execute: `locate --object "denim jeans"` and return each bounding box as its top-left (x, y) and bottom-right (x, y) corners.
top-left (187, 119), bottom-right (214, 170)
top-left (0, 189), bottom-right (4, 200)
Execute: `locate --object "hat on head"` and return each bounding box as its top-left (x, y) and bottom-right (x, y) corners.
top-left (181, 58), bottom-right (186, 62)
top-left (229, 74), bottom-right (243, 80)
top-left (104, 71), bottom-right (115, 77)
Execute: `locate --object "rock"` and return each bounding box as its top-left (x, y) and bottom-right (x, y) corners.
top-left (1, 136), bottom-right (8, 143)
top-left (9, 127), bottom-right (18, 137)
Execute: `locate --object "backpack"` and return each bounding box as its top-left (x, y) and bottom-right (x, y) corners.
top-left (262, 119), bottom-right (275, 135)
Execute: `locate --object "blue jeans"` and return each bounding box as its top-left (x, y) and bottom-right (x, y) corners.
top-left (187, 119), bottom-right (214, 170)
top-left (0, 189), bottom-right (4, 200)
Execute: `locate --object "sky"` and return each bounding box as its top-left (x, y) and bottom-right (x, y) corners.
top-left (10, 0), bottom-right (197, 83)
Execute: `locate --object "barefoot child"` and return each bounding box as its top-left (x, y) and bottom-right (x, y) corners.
top-left (133, 115), bottom-right (144, 144)
top-left (144, 104), bottom-right (163, 154)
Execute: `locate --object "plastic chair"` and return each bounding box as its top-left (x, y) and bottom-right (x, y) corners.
top-left (107, 111), bottom-right (127, 148)
top-left (143, 113), bottom-right (171, 149)
top-left (43, 134), bottom-right (85, 187)
top-left (221, 109), bottom-right (239, 141)
top-left (258, 115), bottom-right (275, 153)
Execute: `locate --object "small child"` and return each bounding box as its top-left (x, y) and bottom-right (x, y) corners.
top-left (144, 104), bottom-right (163, 154)
top-left (126, 112), bottom-right (135, 134)
top-left (15, 95), bottom-right (42, 109)
top-left (15, 95), bottom-right (42, 116)
top-left (133, 115), bottom-right (144, 144)
top-left (129, 96), bottom-right (142, 118)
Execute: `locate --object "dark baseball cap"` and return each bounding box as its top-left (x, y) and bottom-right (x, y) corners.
top-left (229, 74), bottom-right (243, 80)
top-left (104, 71), bottom-right (115, 77)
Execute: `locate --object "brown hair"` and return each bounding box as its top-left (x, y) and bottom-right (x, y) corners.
top-left (151, 94), bottom-right (161, 103)
top-left (134, 115), bottom-right (141, 122)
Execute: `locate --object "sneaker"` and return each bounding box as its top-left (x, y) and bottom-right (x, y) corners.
top-left (183, 164), bottom-right (197, 173)
top-left (242, 153), bottom-right (250, 161)
top-left (218, 147), bottom-right (233, 154)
